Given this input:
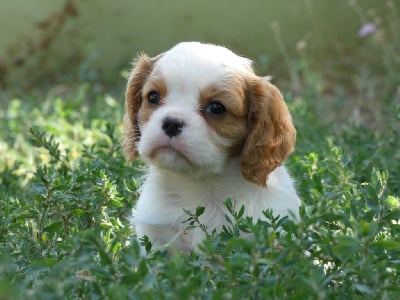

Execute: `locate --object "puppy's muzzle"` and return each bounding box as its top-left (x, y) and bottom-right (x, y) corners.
top-left (162, 117), bottom-right (185, 138)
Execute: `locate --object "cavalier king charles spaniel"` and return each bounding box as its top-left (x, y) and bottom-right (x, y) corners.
top-left (123, 42), bottom-right (300, 253)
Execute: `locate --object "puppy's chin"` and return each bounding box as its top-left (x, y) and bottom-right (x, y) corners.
top-left (148, 146), bottom-right (195, 174)
top-left (140, 143), bottom-right (227, 177)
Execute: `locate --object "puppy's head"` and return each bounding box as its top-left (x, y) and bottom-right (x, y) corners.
top-left (123, 42), bottom-right (295, 186)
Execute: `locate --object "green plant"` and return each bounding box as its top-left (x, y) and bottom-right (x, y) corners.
top-left (0, 81), bottom-right (399, 298)
top-left (1, 2), bottom-right (399, 297)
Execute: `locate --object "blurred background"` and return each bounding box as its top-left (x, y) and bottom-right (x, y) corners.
top-left (0, 0), bottom-right (399, 138)
top-left (0, 0), bottom-right (397, 88)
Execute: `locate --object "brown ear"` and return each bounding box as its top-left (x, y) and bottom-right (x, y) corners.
top-left (123, 54), bottom-right (158, 161)
top-left (241, 77), bottom-right (296, 186)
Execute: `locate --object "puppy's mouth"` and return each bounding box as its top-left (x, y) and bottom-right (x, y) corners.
top-left (149, 145), bottom-right (195, 167)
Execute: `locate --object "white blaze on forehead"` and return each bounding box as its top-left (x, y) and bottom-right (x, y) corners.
top-left (160, 41), bottom-right (253, 71)
top-left (152, 42), bottom-right (253, 107)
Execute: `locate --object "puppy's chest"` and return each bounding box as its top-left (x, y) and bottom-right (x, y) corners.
top-left (172, 187), bottom-right (229, 215)
top-left (163, 184), bottom-right (256, 228)
top-left (139, 170), bottom-right (263, 227)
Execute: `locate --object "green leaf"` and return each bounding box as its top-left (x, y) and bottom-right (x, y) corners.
top-left (30, 258), bottom-right (57, 269)
top-left (354, 284), bottom-right (373, 295)
top-left (195, 206), bottom-right (205, 217)
top-left (73, 209), bottom-right (87, 216)
top-left (237, 205), bottom-right (245, 219)
top-left (333, 236), bottom-right (361, 257)
top-left (371, 240), bottom-right (400, 250)
top-left (32, 183), bottom-right (47, 195)
top-left (383, 209), bottom-right (400, 221)
top-left (43, 221), bottom-right (64, 233)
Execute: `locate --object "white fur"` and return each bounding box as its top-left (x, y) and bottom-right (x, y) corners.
top-left (131, 42), bottom-right (301, 252)
top-left (134, 162), bottom-right (300, 252)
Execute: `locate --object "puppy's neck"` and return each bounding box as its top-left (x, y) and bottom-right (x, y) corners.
top-left (143, 157), bottom-right (265, 212)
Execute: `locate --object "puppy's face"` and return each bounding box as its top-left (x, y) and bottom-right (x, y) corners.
top-left (124, 42), bottom-right (296, 186)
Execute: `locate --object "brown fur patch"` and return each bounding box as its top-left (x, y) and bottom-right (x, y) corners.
top-left (241, 77), bottom-right (296, 186)
top-left (138, 74), bottom-right (168, 124)
top-left (199, 75), bottom-right (249, 156)
top-left (123, 54), bottom-right (161, 161)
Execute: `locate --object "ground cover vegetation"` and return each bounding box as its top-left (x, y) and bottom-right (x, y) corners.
top-left (0, 2), bottom-right (399, 299)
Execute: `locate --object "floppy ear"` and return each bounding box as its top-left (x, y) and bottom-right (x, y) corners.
top-left (123, 54), bottom-right (158, 161)
top-left (241, 77), bottom-right (296, 187)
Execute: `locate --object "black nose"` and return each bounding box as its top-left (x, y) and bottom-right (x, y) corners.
top-left (162, 117), bottom-right (185, 138)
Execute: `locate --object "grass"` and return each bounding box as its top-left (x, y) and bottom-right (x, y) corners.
top-left (1, 78), bottom-right (399, 300)
top-left (1, 4), bottom-right (400, 299)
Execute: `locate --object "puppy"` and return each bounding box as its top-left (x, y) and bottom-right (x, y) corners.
top-left (123, 42), bottom-right (300, 253)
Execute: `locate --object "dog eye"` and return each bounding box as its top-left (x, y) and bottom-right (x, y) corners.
top-left (147, 91), bottom-right (161, 105)
top-left (205, 101), bottom-right (226, 115)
